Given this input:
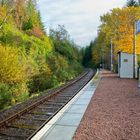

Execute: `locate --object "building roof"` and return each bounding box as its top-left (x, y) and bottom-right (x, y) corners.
top-left (117, 51), bottom-right (140, 55)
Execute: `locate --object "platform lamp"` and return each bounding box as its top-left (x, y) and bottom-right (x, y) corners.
top-left (134, 20), bottom-right (140, 79)
top-left (110, 38), bottom-right (113, 72)
top-left (136, 20), bottom-right (140, 94)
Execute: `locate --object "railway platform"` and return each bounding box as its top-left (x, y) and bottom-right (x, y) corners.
top-left (31, 71), bottom-right (100, 140)
top-left (74, 70), bottom-right (140, 140)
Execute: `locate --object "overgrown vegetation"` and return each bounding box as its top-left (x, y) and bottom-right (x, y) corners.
top-left (0, 0), bottom-right (83, 109)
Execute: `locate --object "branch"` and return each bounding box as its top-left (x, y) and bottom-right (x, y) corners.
top-left (0, 7), bottom-right (14, 30)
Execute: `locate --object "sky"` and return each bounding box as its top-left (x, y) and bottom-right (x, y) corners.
top-left (38, 0), bottom-right (125, 47)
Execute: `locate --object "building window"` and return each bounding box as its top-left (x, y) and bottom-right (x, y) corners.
top-left (124, 59), bottom-right (128, 62)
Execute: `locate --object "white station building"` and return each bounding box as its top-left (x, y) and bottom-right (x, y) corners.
top-left (118, 52), bottom-right (139, 78)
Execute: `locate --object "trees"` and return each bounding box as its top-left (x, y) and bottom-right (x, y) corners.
top-left (0, 45), bottom-right (28, 106)
top-left (0, 46), bottom-right (26, 84)
top-left (127, 0), bottom-right (138, 7)
top-left (88, 7), bottom-right (140, 70)
top-left (49, 25), bottom-right (79, 61)
top-left (25, 0), bottom-right (45, 37)
top-left (100, 7), bottom-right (140, 54)
top-left (138, 0), bottom-right (140, 5)
top-left (49, 25), bottom-right (84, 83)
top-left (14, 0), bottom-right (27, 30)
top-left (0, 0), bottom-right (14, 30)
top-left (0, 0), bottom-right (45, 36)
top-left (0, 82), bottom-right (12, 109)
top-left (82, 42), bottom-right (94, 67)
top-left (0, 1), bottom-right (83, 110)
top-left (126, 0), bottom-right (140, 7)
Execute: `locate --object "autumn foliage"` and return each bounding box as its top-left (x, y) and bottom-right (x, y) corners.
top-left (0, 1), bottom-right (83, 109)
top-left (85, 7), bottom-right (140, 69)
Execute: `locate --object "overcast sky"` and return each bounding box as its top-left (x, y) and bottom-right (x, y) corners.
top-left (38, 0), bottom-right (125, 47)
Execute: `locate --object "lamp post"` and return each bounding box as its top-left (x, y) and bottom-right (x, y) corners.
top-left (111, 39), bottom-right (113, 71)
top-left (133, 21), bottom-right (137, 78)
top-left (103, 49), bottom-right (105, 69)
top-left (133, 20), bottom-right (140, 78)
top-left (101, 48), bottom-right (104, 69)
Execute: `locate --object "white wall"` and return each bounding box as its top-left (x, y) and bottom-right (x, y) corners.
top-left (119, 52), bottom-right (134, 78)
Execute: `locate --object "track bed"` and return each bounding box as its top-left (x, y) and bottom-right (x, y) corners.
top-left (0, 69), bottom-right (94, 140)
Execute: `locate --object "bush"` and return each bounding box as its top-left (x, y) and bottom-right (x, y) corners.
top-left (22, 18), bottom-right (33, 31)
top-left (10, 83), bottom-right (29, 104)
top-left (0, 82), bottom-right (12, 109)
top-left (0, 45), bottom-right (27, 84)
top-left (46, 53), bottom-right (70, 82)
top-left (30, 27), bottom-right (44, 38)
top-left (0, 3), bottom-right (84, 110)
top-left (28, 60), bottom-right (52, 93)
top-left (0, 45), bottom-right (29, 107)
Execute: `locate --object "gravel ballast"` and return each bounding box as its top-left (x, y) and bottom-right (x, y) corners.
top-left (73, 70), bottom-right (140, 140)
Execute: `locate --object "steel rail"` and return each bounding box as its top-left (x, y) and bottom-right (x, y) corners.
top-left (0, 69), bottom-right (94, 140)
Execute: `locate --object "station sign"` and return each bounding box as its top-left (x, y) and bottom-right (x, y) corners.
top-left (136, 20), bottom-right (140, 34)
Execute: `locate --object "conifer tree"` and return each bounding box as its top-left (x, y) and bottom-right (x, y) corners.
top-left (126, 0), bottom-right (138, 7)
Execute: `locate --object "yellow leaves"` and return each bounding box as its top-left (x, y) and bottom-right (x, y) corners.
top-left (0, 6), bottom-right (6, 19)
top-left (100, 7), bottom-right (140, 54)
top-left (0, 45), bottom-right (27, 84)
top-left (25, 56), bottom-right (39, 78)
top-left (39, 59), bottom-right (52, 76)
top-left (0, 45), bottom-right (29, 105)
top-left (10, 83), bottom-right (28, 104)
top-left (57, 55), bottom-right (68, 70)
top-left (92, 7), bottom-right (140, 68)
top-left (92, 48), bottom-right (100, 66)
top-left (0, 6), bottom-right (14, 25)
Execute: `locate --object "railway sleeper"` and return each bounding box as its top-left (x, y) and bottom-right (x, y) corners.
top-left (32, 117), bottom-right (48, 122)
top-left (0, 127), bottom-right (34, 137)
top-left (21, 116), bottom-right (49, 121)
top-left (57, 95), bottom-right (72, 98)
top-left (38, 104), bottom-right (61, 110)
top-left (44, 102), bottom-right (64, 106)
top-left (47, 99), bottom-right (68, 103)
top-left (61, 90), bottom-right (76, 94)
top-left (19, 116), bottom-right (49, 122)
top-left (0, 132), bottom-right (28, 139)
top-left (35, 108), bottom-right (57, 113)
top-left (53, 96), bottom-right (71, 100)
top-left (28, 111), bottom-right (54, 116)
top-left (6, 123), bottom-right (38, 130)
top-left (37, 106), bottom-right (59, 110)
top-left (36, 107), bottom-right (59, 113)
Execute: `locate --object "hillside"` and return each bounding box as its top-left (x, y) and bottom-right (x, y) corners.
top-left (0, 0), bottom-right (83, 109)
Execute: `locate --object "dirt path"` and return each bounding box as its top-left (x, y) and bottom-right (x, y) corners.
top-left (73, 70), bottom-right (140, 140)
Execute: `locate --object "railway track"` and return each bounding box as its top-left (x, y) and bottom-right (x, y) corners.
top-left (0, 69), bottom-right (94, 140)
